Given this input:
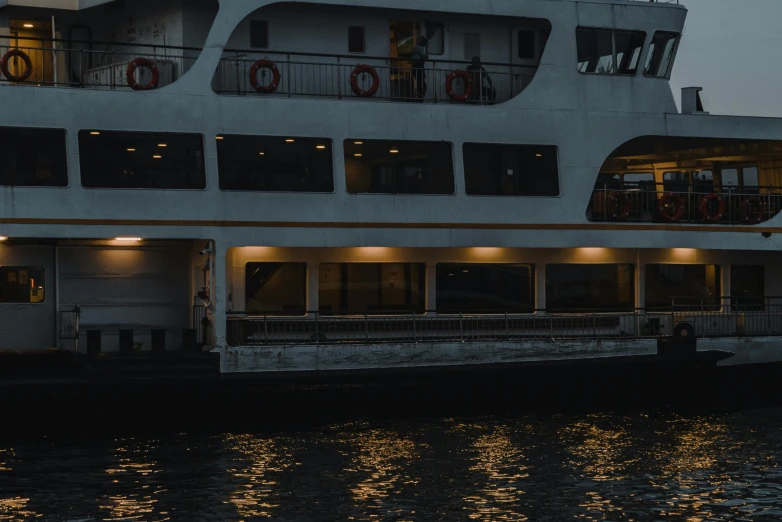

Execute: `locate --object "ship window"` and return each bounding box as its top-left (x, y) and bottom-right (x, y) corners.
top-left (425, 23), bottom-right (445, 55)
top-left (79, 131), bottom-right (205, 189)
top-left (348, 26), bottom-right (365, 53)
top-left (743, 166), bottom-right (760, 193)
top-left (691, 170), bottom-right (714, 193)
top-left (721, 168), bottom-right (740, 192)
top-left (344, 139), bottom-right (454, 195)
top-left (0, 127), bottom-right (68, 187)
top-left (463, 144), bottom-right (559, 196)
top-left (245, 263), bottom-right (306, 315)
top-left (577, 28), bottom-right (614, 74)
top-left (615, 30), bottom-right (645, 75)
top-left (436, 264), bottom-right (535, 314)
top-left (645, 264), bottom-right (721, 311)
top-left (663, 171), bottom-right (690, 192)
top-left (218, 135), bottom-right (334, 192)
top-left (645, 31), bottom-right (678, 77)
top-left (0, 267), bottom-right (45, 304)
top-left (464, 33), bottom-right (481, 60)
top-left (250, 20), bottom-right (269, 49)
top-left (318, 263), bottom-right (426, 315)
top-left (546, 264), bottom-right (635, 312)
top-left (518, 30), bottom-right (536, 60)
top-left (731, 265), bottom-right (765, 311)
top-left (622, 172), bottom-right (655, 188)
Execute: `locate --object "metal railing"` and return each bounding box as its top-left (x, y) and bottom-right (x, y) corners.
top-left (213, 49), bottom-right (535, 104)
top-left (587, 184), bottom-right (782, 224)
top-left (0, 37), bottom-right (200, 90)
top-left (226, 298), bottom-right (782, 346)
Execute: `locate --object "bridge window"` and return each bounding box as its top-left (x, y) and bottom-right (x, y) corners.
top-left (645, 31), bottom-right (678, 77)
top-left (250, 20), bottom-right (269, 49)
top-left (245, 263), bottom-right (307, 315)
top-left (436, 264), bottom-right (535, 314)
top-left (348, 26), bottom-right (365, 53)
top-left (577, 28), bottom-right (645, 75)
top-left (79, 131), bottom-right (205, 189)
top-left (319, 263), bottom-right (425, 315)
top-left (731, 265), bottom-right (765, 311)
top-left (546, 264), bottom-right (635, 312)
top-left (218, 135), bottom-right (334, 192)
top-left (0, 127), bottom-right (68, 187)
top-left (0, 267), bottom-right (45, 304)
top-left (344, 140), bottom-right (454, 195)
top-left (464, 144), bottom-right (559, 196)
top-left (518, 30), bottom-right (536, 60)
top-left (645, 264), bottom-right (720, 311)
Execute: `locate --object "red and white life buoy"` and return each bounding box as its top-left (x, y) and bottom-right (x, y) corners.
top-left (126, 58), bottom-right (160, 90)
top-left (740, 197), bottom-right (765, 225)
top-left (349, 64), bottom-right (380, 97)
top-left (607, 191), bottom-right (632, 221)
top-left (0, 49), bottom-right (33, 82)
top-left (699, 193), bottom-right (725, 223)
top-left (445, 70), bottom-right (473, 102)
top-left (249, 59), bottom-right (280, 94)
top-left (658, 192), bottom-right (685, 222)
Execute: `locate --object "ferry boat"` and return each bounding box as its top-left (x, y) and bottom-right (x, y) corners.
top-left (1, 0), bottom-right (780, 379)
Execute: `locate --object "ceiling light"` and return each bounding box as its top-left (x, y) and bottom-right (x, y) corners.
top-left (536, 153), bottom-right (542, 157)
top-left (23, 23), bottom-right (34, 28)
top-left (354, 141), bottom-right (363, 145)
top-left (259, 152), bottom-right (265, 155)
top-left (390, 148), bottom-right (399, 154)
top-left (354, 153), bottom-right (362, 157)
top-left (114, 237), bottom-right (142, 242)
top-left (153, 155), bottom-right (162, 159)
top-left (90, 131), bottom-right (100, 135)
top-left (0, 236), bottom-right (7, 242)
top-left (158, 143), bottom-right (167, 148)
top-left (216, 136), bottom-right (224, 140)
top-left (316, 145), bottom-right (326, 149)
top-left (285, 139), bottom-right (295, 143)
top-left (127, 148), bottom-right (136, 152)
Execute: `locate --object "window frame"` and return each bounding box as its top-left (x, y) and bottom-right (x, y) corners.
top-left (435, 263), bottom-right (536, 315)
top-left (0, 127), bottom-right (70, 189)
top-left (462, 143), bottom-right (561, 198)
top-left (250, 20), bottom-right (269, 49)
top-left (644, 264), bottom-right (722, 311)
top-left (517, 29), bottom-right (537, 60)
top-left (545, 263), bottom-right (637, 313)
top-left (0, 266), bottom-right (47, 305)
top-left (348, 25), bottom-right (366, 54)
top-left (643, 31), bottom-right (680, 79)
top-left (576, 27), bottom-right (647, 77)
top-left (244, 262), bottom-right (308, 316)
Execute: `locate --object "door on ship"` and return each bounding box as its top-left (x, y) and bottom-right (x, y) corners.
top-left (0, 243), bottom-right (56, 350)
top-left (6, 19), bottom-right (57, 84)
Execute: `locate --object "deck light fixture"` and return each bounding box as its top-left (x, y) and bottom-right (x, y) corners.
top-left (127, 148), bottom-right (136, 152)
top-left (354, 141), bottom-right (363, 145)
top-left (354, 153), bottom-right (362, 157)
top-left (23, 23), bottom-right (34, 28)
top-left (259, 152), bottom-right (265, 155)
top-left (90, 131), bottom-right (100, 135)
top-left (158, 143), bottom-right (167, 148)
top-left (114, 237), bottom-right (142, 242)
top-left (0, 236), bottom-right (7, 242)
top-left (316, 145), bottom-right (326, 149)
top-left (390, 148), bottom-right (399, 154)
top-left (285, 139), bottom-right (295, 143)
top-left (153, 155), bottom-right (162, 159)
top-left (536, 153), bottom-right (542, 157)
top-left (216, 136), bottom-right (224, 140)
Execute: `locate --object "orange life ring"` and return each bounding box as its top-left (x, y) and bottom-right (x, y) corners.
top-left (740, 197), bottom-right (765, 225)
top-left (699, 193), bottom-right (725, 223)
top-left (607, 191), bottom-right (631, 221)
top-left (0, 49), bottom-right (33, 82)
top-left (445, 70), bottom-right (473, 102)
top-left (658, 192), bottom-right (685, 222)
top-left (349, 64), bottom-right (380, 97)
top-left (249, 59), bottom-right (280, 94)
top-left (126, 58), bottom-right (160, 90)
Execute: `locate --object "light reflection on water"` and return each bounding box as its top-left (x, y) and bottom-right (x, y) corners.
top-left (1, 409), bottom-right (782, 521)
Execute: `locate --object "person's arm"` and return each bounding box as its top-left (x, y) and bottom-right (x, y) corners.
top-left (483, 66), bottom-right (493, 87)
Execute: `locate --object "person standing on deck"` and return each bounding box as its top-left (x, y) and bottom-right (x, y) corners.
top-left (411, 36), bottom-right (429, 100)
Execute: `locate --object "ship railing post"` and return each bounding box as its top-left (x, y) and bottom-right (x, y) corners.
top-left (432, 61), bottom-right (437, 103)
top-left (264, 314), bottom-right (268, 344)
top-left (412, 312), bottom-right (417, 343)
top-left (287, 53), bottom-right (291, 98)
top-left (337, 56), bottom-right (342, 99)
top-left (365, 312), bottom-right (369, 341)
top-left (592, 311), bottom-right (597, 339)
top-left (459, 312), bottom-right (463, 342)
top-left (111, 47), bottom-right (116, 89)
top-left (505, 312), bottom-right (509, 341)
top-left (315, 311), bottom-right (319, 345)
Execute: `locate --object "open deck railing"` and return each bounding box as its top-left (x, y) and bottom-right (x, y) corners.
top-left (226, 297), bottom-right (782, 346)
top-left (0, 38), bottom-right (200, 90)
top-left (213, 50), bottom-right (533, 104)
top-left (588, 185), bottom-right (782, 225)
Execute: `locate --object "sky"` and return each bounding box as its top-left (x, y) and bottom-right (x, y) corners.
top-left (669, 0), bottom-right (782, 117)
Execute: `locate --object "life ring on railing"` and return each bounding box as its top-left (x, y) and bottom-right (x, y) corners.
top-left (607, 191), bottom-right (631, 221)
top-left (445, 70), bottom-right (473, 102)
top-left (740, 196), bottom-right (765, 225)
top-left (699, 193), bottom-right (725, 223)
top-left (249, 58), bottom-right (280, 94)
top-left (349, 64), bottom-right (380, 97)
top-left (658, 192), bottom-right (685, 222)
top-left (0, 49), bottom-right (33, 82)
top-left (126, 58), bottom-right (160, 90)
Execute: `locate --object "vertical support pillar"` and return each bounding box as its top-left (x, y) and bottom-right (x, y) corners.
top-left (535, 264), bottom-right (546, 312)
top-left (636, 262), bottom-right (645, 312)
top-left (426, 263), bottom-right (437, 314)
top-left (212, 242), bottom-right (227, 349)
top-left (308, 262), bottom-right (320, 314)
top-left (722, 264), bottom-right (731, 313)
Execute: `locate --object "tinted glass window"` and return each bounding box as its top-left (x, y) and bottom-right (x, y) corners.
top-left (518, 30), bottom-right (536, 59)
top-left (0, 266), bottom-right (45, 303)
top-left (79, 131), bottom-right (205, 189)
top-left (663, 171), bottom-right (690, 192)
top-left (546, 264), bottom-right (635, 312)
top-left (319, 263), bottom-right (425, 315)
top-left (436, 264), bottom-right (534, 314)
top-left (0, 127), bottom-right (68, 187)
top-left (577, 28), bottom-right (614, 74)
top-left (645, 31), bottom-right (678, 77)
top-left (344, 140), bottom-right (454, 195)
top-left (245, 263), bottom-right (306, 315)
top-left (731, 265), bottom-right (764, 311)
top-left (250, 20), bottom-right (269, 49)
top-left (743, 166), bottom-right (759, 190)
top-left (615, 30), bottom-right (645, 75)
top-left (645, 264), bottom-right (721, 310)
top-left (623, 172), bottom-right (655, 187)
top-left (348, 26), bottom-right (365, 53)
top-left (691, 170), bottom-right (714, 193)
top-left (218, 135), bottom-right (333, 192)
top-left (464, 144), bottom-right (559, 196)
top-left (721, 168), bottom-right (740, 191)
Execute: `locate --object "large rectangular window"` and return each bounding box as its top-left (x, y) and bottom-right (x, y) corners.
top-left (464, 144), bottom-right (559, 196)
top-left (0, 127), bottom-right (68, 187)
top-left (250, 20), bottom-right (269, 49)
top-left (644, 31), bottom-right (679, 77)
top-left (245, 263), bottom-right (306, 315)
top-left (79, 131), bottom-right (205, 189)
top-left (436, 264), bottom-right (534, 313)
top-left (577, 28), bottom-right (645, 75)
top-left (731, 265), bottom-right (765, 311)
top-left (344, 140), bottom-right (454, 195)
top-left (645, 264), bottom-right (721, 310)
top-left (0, 266), bottom-right (45, 304)
top-left (319, 263), bottom-right (425, 314)
top-left (218, 135), bottom-right (334, 192)
top-left (546, 264), bottom-right (635, 312)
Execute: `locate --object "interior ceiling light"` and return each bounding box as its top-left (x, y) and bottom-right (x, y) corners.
top-left (127, 148), bottom-right (136, 152)
top-left (0, 236), bottom-right (8, 241)
top-left (354, 141), bottom-right (363, 145)
top-left (216, 136), bottom-right (224, 140)
top-left (390, 148), bottom-right (399, 154)
top-left (285, 139), bottom-right (295, 143)
top-left (114, 237), bottom-right (142, 242)
top-left (153, 155), bottom-right (162, 159)
top-left (90, 131), bottom-right (100, 135)
top-left (354, 153), bottom-right (362, 157)
top-left (23, 23), bottom-right (34, 28)
top-left (158, 143), bottom-right (167, 148)
top-left (316, 145), bottom-right (326, 149)
top-left (259, 152), bottom-right (265, 155)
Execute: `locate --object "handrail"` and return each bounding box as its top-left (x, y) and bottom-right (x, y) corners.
top-left (0, 36), bottom-right (203, 52)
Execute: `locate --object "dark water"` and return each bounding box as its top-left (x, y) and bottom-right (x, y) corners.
top-left (2, 408), bottom-right (782, 521)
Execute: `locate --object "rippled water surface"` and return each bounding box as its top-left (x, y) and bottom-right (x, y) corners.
top-left (2, 408), bottom-right (782, 521)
